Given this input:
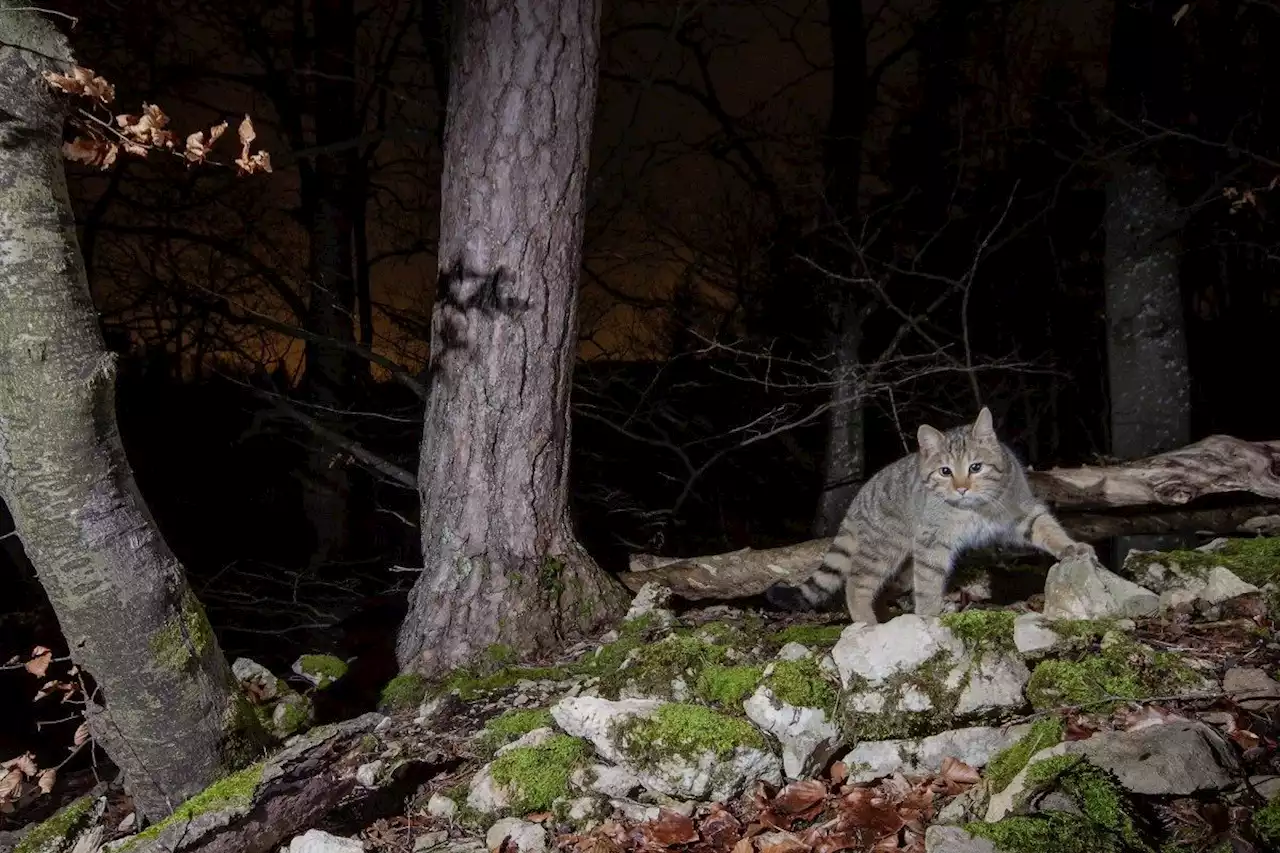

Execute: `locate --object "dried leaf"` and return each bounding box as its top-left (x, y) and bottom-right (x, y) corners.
top-left (829, 762), bottom-right (847, 785)
top-left (184, 121), bottom-right (229, 164)
top-left (0, 768), bottom-right (22, 802)
top-left (757, 834), bottom-right (809, 853)
top-left (730, 838), bottom-right (755, 853)
top-left (773, 779), bottom-right (828, 816)
top-left (700, 805), bottom-right (743, 851)
top-left (44, 66), bottom-right (115, 103)
top-left (642, 809), bottom-right (699, 846)
top-left (36, 768), bottom-right (55, 794)
top-left (63, 138), bottom-right (119, 169)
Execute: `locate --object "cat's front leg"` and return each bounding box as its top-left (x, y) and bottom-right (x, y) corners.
top-left (1026, 509), bottom-right (1096, 562)
top-left (910, 541), bottom-right (953, 617)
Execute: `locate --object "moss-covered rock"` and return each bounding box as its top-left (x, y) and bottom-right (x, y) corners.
top-left (294, 654), bottom-right (349, 689)
top-left (983, 716), bottom-right (1065, 794)
top-left (940, 609), bottom-right (1017, 655)
top-left (14, 794), bottom-right (97, 853)
top-left (599, 633), bottom-right (733, 701)
top-left (477, 709), bottom-right (556, 757)
top-left (694, 664), bottom-right (764, 709)
top-left (1254, 793), bottom-right (1280, 847)
top-left (966, 755), bottom-right (1151, 853)
top-left (766, 623), bottom-right (845, 650)
top-left (840, 650), bottom-right (966, 740)
top-left (1025, 631), bottom-right (1205, 712)
top-left (1124, 536), bottom-right (1280, 587)
top-left (119, 761), bottom-right (265, 851)
top-left (765, 657), bottom-right (838, 715)
top-left (616, 702), bottom-right (766, 762)
top-left (486, 734), bottom-right (590, 814)
top-left (378, 673), bottom-right (429, 712)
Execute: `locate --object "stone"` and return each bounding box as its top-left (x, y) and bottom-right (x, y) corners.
top-left (986, 720), bottom-right (1240, 822)
top-left (355, 760), bottom-right (383, 789)
top-left (414, 831), bottom-right (449, 851)
top-left (573, 763), bottom-right (642, 798)
top-left (232, 657), bottom-right (282, 701)
top-left (624, 582), bottom-right (675, 627)
top-left (953, 655), bottom-right (1030, 717)
top-left (1224, 667), bottom-right (1280, 710)
top-left (1042, 557), bottom-right (1158, 620)
top-left (486, 819), bottom-right (547, 853)
top-left (842, 725), bottom-right (1031, 784)
top-left (427, 793), bottom-right (458, 819)
top-left (1012, 613), bottom-right (1060, 658)
top-left (831, 615), bottom-right (965, 687)
top-left (1201, 566), bottom-right (1260, 604)
top-left (777, 642), bottom-right (811, 661)
top-left (288, 829), bottom-right (365, 853)
top-left (924, 825), bottom-right (998, 853)
top-left (551, 697), bottom-right (663, 766)
top-left (743, 686), bottom-right (842, 780)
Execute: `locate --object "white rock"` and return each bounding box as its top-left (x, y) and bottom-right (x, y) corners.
top-left (1200, 566), bottom-right (1259, 604)
top-left (1012, 613), bottom-right (1060, 658)
top-left (551, 697), bottom-right (663, 765)
top-left (624, 582), bottom-right (675, 626)
top-left (954, 655), bottom-right (1030, 717)
top-left (1160, 587), bottom-right (1198, 612)
top-left (288, 829), bottom-right (365, 853)
top-left (486, 819), bottom-right (547, 853)
top-left (232, 657), bottom-right (282, 700)
top-left (564, 796), bottom-right (605, 823)
top-left (1042, 557), bottom-right (1158, 620)
top-left (427, 793), bottom-right (457, 819)
top-left (832, 615), bottom-right (966, 687)
top-left (466, 764), bottom-right (510, 814)
top-left (841, 725), bottom-right (1031, 784)
top-left (572, 763), bottom-right (642, 798)
top-left (355, 760), bottom-right (383, 789)
top-left (1224, 667), bottom-right (1280, 710)
top-left (743, 686), bottom-right (842, 780)
top-left (610, 799), bottom-right (662, 823)
top-left (986, 720), bottom-right (1240, 822)
top-left (777, 642), bottom-right (811, 661)
top-left (414, 831), bottom-right (449, 851)
top-left (924, 825), bottom-right (998, 853)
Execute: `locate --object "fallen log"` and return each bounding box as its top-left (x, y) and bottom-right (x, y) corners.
top-left (620, 434), bottom-right (1280, 601)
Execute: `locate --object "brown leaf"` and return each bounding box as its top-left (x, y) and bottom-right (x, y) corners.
top-left (837, 789), bottom-right (904, 838)
top-left (811, 831), bottom-right (868, 853)
top-left (525, 811), bottom-right (553, 823)
top-left (0, 768), bottom-right (22, 802)
top-left (62, 138), bottom-right (118, 169)
top-left (643, 809), bottom-right (699, 846)
top-left (829, 762), bottom-right (848, 785)
top-left (184, 121), bottom-right (229, 164)
top-left (36, 768), bottom-right (55, 795)
top-left (44, 66), bottom-right (115, 103)
top-left (758, 834), bottom-right (809, 853)
top-left (700, 805), bottom-right (743, 851)
top-left (773, 779), bottom-right (829, 817)
top-left (731, 838), bottom-right (756, 853)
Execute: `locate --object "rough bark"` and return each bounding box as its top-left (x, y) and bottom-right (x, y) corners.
top-left (621, 435), bottom-right (1280, 600)
top-left (396, 0), bottom-right (628, 677)
top-left (0, 7), bottom-right (268, 819)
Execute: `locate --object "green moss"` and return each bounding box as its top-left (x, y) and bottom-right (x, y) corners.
top-left (271, 694), bottom-right (312, 737)
top-left (766, 657), bottom-right (837, 714)
top-left (693, 664), bottom-right (763, 708)
top-left (1026, 632), bottom-right (1202, 712)
top-left (148, 588), bottom-right (215, 672)
top-left (984, 717), bottom-right (1065, 794)
top-left (437, 665), bottom-right (568, 701)
top-left (15, 794), bottom-right (96, 853)
top-left (296, 654), bottom-right (348, 689)
top-left (1254, 794), bottom-right (1280, 847)
top-left (121, 761), bottom-right (265, 850)
top-left (539, 555), bottom-right (566, 595)
top-left (379, 673), bottom-right (429, 711)
top-left (486, 644), bottom-right (518, 666)
top-left (1125, 537), bottom-right (1280, 586)
top-left (618, 703), bottom-right (765, 767)
top-left (767, 624), bottom-right (845, 650)
top-left (487, 735), bottom-right (589, 814)
top-left (966, 755), bottom-right (1150, 853)
top-left (598, 634), bottom-right (730, 700)
top-left (941, 609), bottom-right (1017, 654)
top-left (477, 709), bottom-right (555, 757)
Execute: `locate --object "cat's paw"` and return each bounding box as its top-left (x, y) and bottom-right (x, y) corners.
top-left (1060, 542), bottom-right (1097, 562)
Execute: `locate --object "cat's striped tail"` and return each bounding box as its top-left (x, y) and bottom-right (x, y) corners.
top-left (763, 563), bottom-right (846, 611)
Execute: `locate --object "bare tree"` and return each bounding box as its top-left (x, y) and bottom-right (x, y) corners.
top-left (396, 0), bottom-right (628, 676)
top-left (0, 7), bottom-right (268, 820)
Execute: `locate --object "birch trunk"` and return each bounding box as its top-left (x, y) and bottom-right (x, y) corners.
top-left (0, 7), bottom-right (267, 819)
top-left (396, 0), bottom-right (628, 677)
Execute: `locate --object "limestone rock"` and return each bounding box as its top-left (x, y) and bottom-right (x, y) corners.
top-left (953, 655), bottom-right (1030, 717)
top-left (743, 686), bottom-right (842, 780)
top-left (551, 697), bottom-right (663, 765)
top-left (288, 829), bottom-right (365, 853)
top-left (1042, 557), bottom-right (1158, 620)
top-left (1012, 613), bottom-right (1060, 658)
top-left (1224, 667), bottom-right (1280, 710)
top-left (466, 728), bottom-right (559, 814)
top-left (572, 763), bottom-right (642, 798)
top-left (841, 725), bottom-right (1031, 784)
top-left (923, 825), bottom-right (998, 853)
top-left (427, 793), bottom-right (458, 819)
top-left (624, 582), bottom-right (675, 627)
top-left (486, 819), bottom-right (547, 853)
top-left (232, 657), bottom-right (283, 701)
top-left (832, 615), bottom-right (965, 687)
top-left (986, 720), bottom-right (1240, 822)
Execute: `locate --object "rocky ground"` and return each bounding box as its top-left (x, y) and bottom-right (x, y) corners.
top-left (10, 536), bottom-right (1280, 853)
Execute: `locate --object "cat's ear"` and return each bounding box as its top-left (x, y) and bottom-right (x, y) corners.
top-left (972, 406), bottom-right (997, 442)
top-left (917, 424), bottom-right (945, 456)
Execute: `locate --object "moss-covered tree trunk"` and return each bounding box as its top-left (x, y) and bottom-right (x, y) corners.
top-left (396, 0), bottom-right (628, 677)
top-left (0, 6), bottom-right (268, 820)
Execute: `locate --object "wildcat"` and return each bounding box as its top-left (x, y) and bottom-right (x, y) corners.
top-left (766, 407), bottom-right (1094, 624)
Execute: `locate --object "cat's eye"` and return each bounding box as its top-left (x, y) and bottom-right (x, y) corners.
top-left (939, 466), bottom-right (952, 477)
top-left (969, 462), bottom-right (983, 473)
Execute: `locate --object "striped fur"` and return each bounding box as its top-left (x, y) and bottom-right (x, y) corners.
top-left (766, 407), bottom-right (1093, 624)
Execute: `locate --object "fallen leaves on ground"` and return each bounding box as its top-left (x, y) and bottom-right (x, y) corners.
top-left (558, 758), bottom-right (980, 853)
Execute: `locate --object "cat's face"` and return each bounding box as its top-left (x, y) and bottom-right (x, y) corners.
top-left (916, 408), bottom-right (1008, 506)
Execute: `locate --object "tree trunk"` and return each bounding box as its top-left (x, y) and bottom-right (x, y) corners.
top-left (1103, 0), bottom-right (1192, 566)
top-left (0, 9), bottom-right (268, 820)
top-left (396, 0), bottom-right (628, 677)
